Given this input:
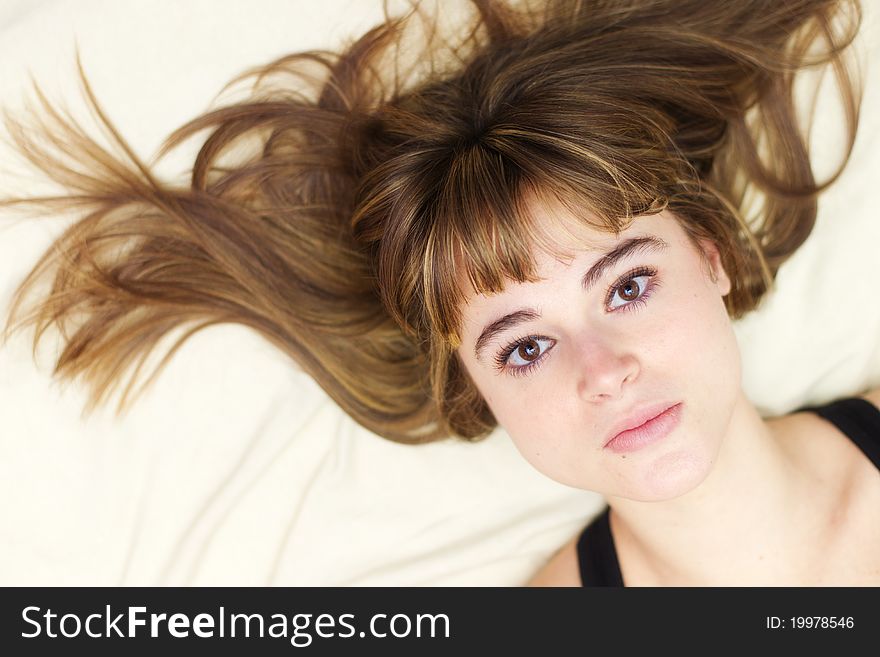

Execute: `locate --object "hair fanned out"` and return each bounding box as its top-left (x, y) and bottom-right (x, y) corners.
top-left (0, 0), bottom-right (863, 443)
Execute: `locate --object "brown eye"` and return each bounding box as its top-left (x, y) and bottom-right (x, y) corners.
top-left (517, 339), bottom-right (541, 362)
top-left (498, 336), bottom-right (556, 374)
top-left (607, 269), bottom-right (656, 310)
top-left (618, 278), bottom-right (641, 301)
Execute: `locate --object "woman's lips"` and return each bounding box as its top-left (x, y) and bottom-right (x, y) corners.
top-left (603, 402), bottom-right (683, 454)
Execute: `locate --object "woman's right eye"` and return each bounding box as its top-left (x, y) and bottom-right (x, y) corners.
top-left (495, 336), bottom-right (556, 376)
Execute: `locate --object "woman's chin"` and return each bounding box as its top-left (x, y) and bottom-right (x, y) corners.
top-left (613, 448), bottom-right (717, 503)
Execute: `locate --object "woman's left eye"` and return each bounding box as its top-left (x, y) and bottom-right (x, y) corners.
top-left (606, 266), bottom-right (658, 311)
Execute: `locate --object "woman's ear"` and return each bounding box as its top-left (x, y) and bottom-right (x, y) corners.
top-left (697, 239), bottom-right (731, 297)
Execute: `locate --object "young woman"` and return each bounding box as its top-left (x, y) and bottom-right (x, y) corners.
top-left (1, 0), bottom-right (877, 585)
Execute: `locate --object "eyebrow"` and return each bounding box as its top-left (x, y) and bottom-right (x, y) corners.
top-left (472, 236), bottom-right (669, 362)
top-left (581, 236), bottom-right (669, 293)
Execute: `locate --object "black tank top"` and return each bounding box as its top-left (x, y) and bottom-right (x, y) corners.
top-left (576, 396), bottom-right (880, 587)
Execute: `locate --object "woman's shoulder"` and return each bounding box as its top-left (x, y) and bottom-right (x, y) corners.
top-left (777, 386), bottom-right (880, 438)
top-left (775, 386), bottom-right (880, 487)
top-left (526, 534), bottom-right (581, 587)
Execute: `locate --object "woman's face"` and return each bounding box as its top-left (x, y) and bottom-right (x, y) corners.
top-left (455, 205), bottom-right (741, 502)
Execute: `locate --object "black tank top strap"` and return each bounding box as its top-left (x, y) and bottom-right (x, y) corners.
top-left (576, 506), bottom-right (624, 587)
top-left (796, 396), bottom-right (880, 471)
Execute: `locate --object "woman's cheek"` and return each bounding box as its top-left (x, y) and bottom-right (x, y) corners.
top-left (674, 286), bottom-right (740, 383)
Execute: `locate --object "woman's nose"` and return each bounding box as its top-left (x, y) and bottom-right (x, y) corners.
top-left (576, 337), bottom-right (639, 402)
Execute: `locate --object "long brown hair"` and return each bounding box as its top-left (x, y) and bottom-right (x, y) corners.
top-left (0, 0), bottom-right (862, 443)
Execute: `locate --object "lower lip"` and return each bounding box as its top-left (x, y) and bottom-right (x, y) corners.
top-left (604, 403), bottom-right (683, 454)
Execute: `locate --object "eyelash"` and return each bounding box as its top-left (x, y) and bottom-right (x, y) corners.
top-left (492, 265), bottom-right (660, 378)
